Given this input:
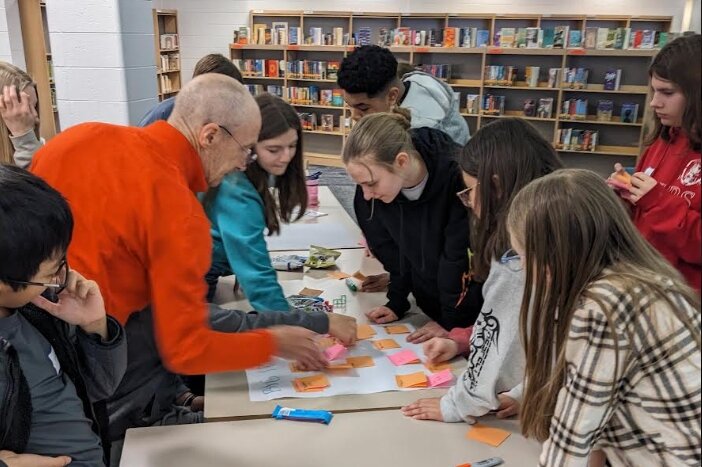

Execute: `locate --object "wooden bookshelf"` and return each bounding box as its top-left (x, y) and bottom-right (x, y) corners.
top-left (153, 9), bottom-right (182, 100)
top-left (233, 11), bottom-right (672, 166)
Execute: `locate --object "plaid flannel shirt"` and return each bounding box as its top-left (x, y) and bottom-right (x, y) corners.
top-left (539, 278), bottom-right (701, 467)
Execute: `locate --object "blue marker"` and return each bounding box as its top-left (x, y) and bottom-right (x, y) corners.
top-left (272, 405), bottom-right (333, 424)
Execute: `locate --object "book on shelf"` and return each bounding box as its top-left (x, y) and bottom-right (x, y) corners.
top-left (484, 65), bottom-right (517, 86)
top-left (299, 112), bottom-right (318, 131)
top-left (272, 22), bottom-right (288, 45)
top-left (493, 30), bottom-right (501, 47)
top-left (332, 89), bottom-right (344, 107)
top-left (307, 27), bottom-right (323, 45)
top-left (515, 28), bottom-right (527, 48)
top-left (320, 114), bottom-right (335, 132)
top-left (560, 98), bottom-right (589, 120)
top-left (537, 98), bottom-right (554, 119)
top-left (603, 69), bottom-right (622, 91)
top-left (378, 28), bottom-right (391, 47)
top-left (443, 27), bottom-right (458, 47)
top-left (641, 30), bottom-right (656, 49)
top-left (238, 26), bottom-right (249, 45)
top-left (320, 89), bottom-right (333, 106)
top-left (253, 24), bottom-right (266, 45)
top-left (584, 27), bottom-right (598, 49)
top-left (568, 30), bottom-right (582, 48)
top-left (476, 30), bottom-right (490, 47)
top-left (526, 27), bottom-right (540, 48)
top-left (358, 27), bottom-right (371, 46)
top-left (553, 26), bottom-right (568, 48)
top-left (500, 28), bottom-right (516, 48)
top-left (288, 27), bottom-right (301, 45)
top-left (525, 66), bottom-right (540, 87)
top-left (562, 67), bottom-right (589, 89)
top-left (596, 100), bottom-right (614, 121)
top-left (523, 99), bottom-right (536, 117)
top-left (542, 28), bottom-right (554, 48)
top-left (596, 28), bottom-right (609, 49)
top-left (419, 64), bottom-right (451, 80)
top-left (620, 103), bottom-right (639, 123)
top-left (482, 95), bottom-right (505, 115)
top-left (333, 27), bottom-right (344, 46)
top-left (556, 128), bottom-right (598, 151)
top-left (326, 61), bottom-right (340, 81)
top-left (547, 68), bottom-right (561, 88)
top-left (466, 94), bottom-right (480, 114)
top-left (160, 34), bottom-right (179, 50)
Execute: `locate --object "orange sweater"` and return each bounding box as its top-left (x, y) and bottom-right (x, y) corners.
top-left (31, 121), bottom-right (275, 374)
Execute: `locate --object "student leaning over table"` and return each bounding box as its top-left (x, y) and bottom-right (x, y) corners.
top-left (29, 75), bottom-right (357, 462)
top-left (514, 170), bottom-right (700, 467)
top-left (402, 118), bottom-right (563, 424)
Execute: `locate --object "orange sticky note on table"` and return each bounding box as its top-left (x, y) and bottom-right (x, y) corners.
top-left (352, 271), bottom-right (367, 281)
top-left (395, 372), bottom-right (428, 388)
top-left (326, 360), bottom-right (353, 370)
top-left (425, 361), bottom-right (452, 373)
top-left (388, 349), bottom-right (421, 366)
top-left (324, 343), bottom-right (347, 361)
top-left (356, 324), bottom-right (376, 340)
top-left (428, 369), bottom-right (454, 387)
top-left (372, 339), bottom-right (401, 350)
top-left (293, 374), bottom-right (330, 393)
top-left (466, 423), bottom-right (511, 447)
top-left (328, 271), bottom-right (352, 280)
top-left (347, 356), bottom-right (375, 368)
top-left (298, 287), bottom-right (324, 297)
top-left (289, 362), bottom-right (306, 373)
top-left (385, 324), bottom-right (411, 334)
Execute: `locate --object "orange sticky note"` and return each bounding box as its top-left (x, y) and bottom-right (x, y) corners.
top-left (385, 324), bottom-right (411, 334)
top-left (326, 361), bottom-right (353, 370)
top-left (292, 374), bottom-right (330, 393)
top-left (289, 362), bottom-right (306, 373)
top-left (328, 271), bottom-right (352, 280)
top-left (316, 336), bottom-right (337, 350)
top-left (466, 423), bottom-right (511, 447)
top-left (346, 356), bottom-right (375, 368)
top-left (372, 339), bottom-right (400, 350)
top-left (425, 361), bottom-right (452, 373)
top-left (395, 372), bottom-right (428, 388)
top-left (298, 287), bottom-right (324, 297)
top-left (356, 324), bottom-right (376, 340)
top-left (352, 271), bottom-right (367, 281)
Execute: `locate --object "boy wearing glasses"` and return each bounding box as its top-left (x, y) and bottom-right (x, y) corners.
top-left (0, 166), bottom-right (127, 467)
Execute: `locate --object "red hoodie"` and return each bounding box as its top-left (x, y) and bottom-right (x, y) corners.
top-left (31, 121), bottom-right (276, 374)
top-left (633, 129), bottom-right (701, 294)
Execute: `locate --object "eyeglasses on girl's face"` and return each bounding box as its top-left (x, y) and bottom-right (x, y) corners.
top-left (456, 182), bottom-right (479, 208)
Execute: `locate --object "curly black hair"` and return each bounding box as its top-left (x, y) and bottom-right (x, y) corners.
top-left (337, 45), bottom-right (398, 97)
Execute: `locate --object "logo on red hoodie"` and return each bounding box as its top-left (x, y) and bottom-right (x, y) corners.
top-left (680, 159), bottom-right (701, 186)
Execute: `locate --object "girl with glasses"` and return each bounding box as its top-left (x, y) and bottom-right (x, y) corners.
top-left (402, 117), bottom-right (562, 424)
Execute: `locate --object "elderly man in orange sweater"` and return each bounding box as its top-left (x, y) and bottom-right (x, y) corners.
top-left (31, 74), bottom-right (356, 461)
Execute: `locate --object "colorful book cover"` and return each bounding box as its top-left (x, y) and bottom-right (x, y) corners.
top-left (525, 66), bottom-right (540, 87)
top-left (326, 61), bottom-right (340, 81)
top-left (613, 28), bottom-right (625, 49)
top-left (500, 28), bottom-right (516, 48)
top-left (523, 99), bottom-right (536, 117)
top-left (641, 30), bottom-right (656, 49)
top-left (603, 69), bottom-right (622, 91)
top-left (620, 103), bottom-right (639, 123)
top-left (476, 30), bottom-right (490, 47)
top-left (266, 60), bottom-right (279, 78)
top-left (553, 26), bottom-right (569, 48)
top-left (596, 28), bottom-right (609, 49)
top-left (542, 28), bottom-right (555, 48)
top-left (596, 100), bottom-right (614, 121)
top-left (443, 27), bottom-right (456, 47)
top-left (538, 98), bottom-right (554, 119)
top-left (657, 31), bottom-right (669, 48)
top-left (568, 30), bottom-right (582, 48)
top-left (605, 29), bottom-right (617, 49)
top-left (526, 27), bottom-right (540, 48)
top-left (516, 28), bottom-right (527, 48)
top-left (466, 94), bottom-right (480, 114)
top-left (584, 27), bottom-right (597, 49)
top-left (632, 30), bottom-right (643, 49)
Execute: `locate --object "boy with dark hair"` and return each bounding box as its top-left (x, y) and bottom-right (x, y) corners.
top-left (0, 165), bottom-right (127, 467)
top-left (338, 45), bottom-right (469, 146)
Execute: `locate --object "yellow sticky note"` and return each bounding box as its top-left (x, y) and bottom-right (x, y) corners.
top-left (466, 423), bottom-right (511, 447)
top-left (346, 356), bottom-right (375, 368)
top-left (356, 324), bottom-right (376, 340)
top-left (385, 324), bottom-right (411, 334)
top-left (298, 287), bottom-right (324, 297)
top-left (292, 374), bottom-right (330, 393)
top-left (425, 361), bottom-right (452, 373)
top-left (395, 371), bottom-right (428, 388)
top-left (328, 271), bottom-right (352, 280)
top-left (372, 339), bottom-right (401, 350)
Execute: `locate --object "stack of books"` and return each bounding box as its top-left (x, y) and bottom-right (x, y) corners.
top-left (482, 95), bottom-right (506, 115)
top-left (560, 98), bottom-right (589, 120)
top-left (556, 128), bottom-right (599, 151)
top-left (484, 66), bottom-right (518, 86)
top-left (287, 60), bottom-right (339, 80)
top-left (561, 67), bottom-right (590, 89)
top-left (418, 64), bottom-right (451, 80)
top-left (299, 113), bottom-right (318, 131)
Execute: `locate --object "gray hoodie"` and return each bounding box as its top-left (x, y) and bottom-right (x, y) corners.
top-left (400, 71), bottom-right (470, 146)
top-left (440, 258), bottom-right (526, 423)
top-left (10, 129), bottom-right (43, 168)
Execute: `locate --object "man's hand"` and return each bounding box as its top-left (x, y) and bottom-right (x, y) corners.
top-left (0, 451), bottom-right (71, 467)
top-left (400, 397), bottom-right (444, 421)
top-left (360, 273), bottom-right (389, 292)
top-left (628, 172), bottom-right (658, 204)
top-left (31, 270), bottom-right (108, 340)
top-left (269, 326), bottom-right (327, 369)
top-left (327, 313), bottom-right (357, 346)
top-left (0, 85), bottom-right (38, 136)
top-left (365, 306), bottom-right (398, 324)
top-left (423, 337), bottom-right (459, 363)
top-left (407, 321), bottom-right (448, 344)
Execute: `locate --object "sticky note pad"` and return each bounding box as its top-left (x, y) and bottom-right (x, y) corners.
top-left (372, 339), bottom-right (401, 350)
top-left (352, 271), bottom-right (367, 281)
top-left (316, 337), bottom-right (337, 350)
top-left (326, 361), bottom-right (353, 370)
top-left (328, 271), bottom-right (351, 280)
top-left (395, 372), bottom-right (428, 388)
top-left (388, 349), bottom-right (421, 366)
top-left (428, 369), bottom-right (454, 387)
top-left (385, 324), bottom-right (411, 334)
top-left (356, 324), bottom-right (376, 340)
top-left (293, 374), bottom-right (330, 393)
top-left (466, 423), bottom-right (511, 447)
top-left (346, 356), bottom-right (375, 368)
top-left (425, 361), bottom-right (452, 373)
top-left (298, 287), bottom-right (324, 297)
top-left (324, 343), bottom-right (347, 361)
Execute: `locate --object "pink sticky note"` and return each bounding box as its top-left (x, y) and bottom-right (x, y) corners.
top-left (388, 349), bottom-right (421, 366)
top-left (324, 343), bottom-right (347, 361)
top-left (428, 369), bottom-right (454, 387)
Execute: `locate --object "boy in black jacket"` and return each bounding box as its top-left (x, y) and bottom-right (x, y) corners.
top-left (0, 165), bottom-right (127, 467)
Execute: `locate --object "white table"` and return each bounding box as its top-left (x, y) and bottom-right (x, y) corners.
top-left (120, 411), bottom-right (540, 467)
top-left (264, 186), bottom-right (362, 251)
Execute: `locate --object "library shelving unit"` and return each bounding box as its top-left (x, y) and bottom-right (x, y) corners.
top-left (232, 11), bottom-right (671, 171)
top-left (17, 0), bottom-right (59, 141)
top-left (152, 9), bottom-right (182, 101)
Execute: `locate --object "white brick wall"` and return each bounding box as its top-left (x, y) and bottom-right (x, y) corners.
top-left (0, 3), bottom-right (11, 63)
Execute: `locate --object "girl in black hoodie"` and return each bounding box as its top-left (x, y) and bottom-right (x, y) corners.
top-left (344, 109), bottom-right (483, 343)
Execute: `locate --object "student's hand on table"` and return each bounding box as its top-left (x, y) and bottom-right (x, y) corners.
top-left (327, 313), bottom-right (357, 346)
top-left (407, 321), bottom-right (448, 344)
top-left (628, 172), bottom-right (658, 204)
top-left (496, 393), bottom-right (520, 419)
top-left (0, 451), bottom-right (71, 467)
top-left (423, 337), bottom-right (459, 363)
top-left (360, 273), bottom-right (389, 292)
top-left (31, 270), bottom-right (108, 340)
top-left (365, 306), bottom-right (398, 324)
top-left (401, 397), bottom-right (444, 421)
top-left (269, 325), bottom-right (327, 369)
top-left (0, 85), bottom-right (38, 136)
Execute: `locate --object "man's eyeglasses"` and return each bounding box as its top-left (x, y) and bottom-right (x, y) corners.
top-left (6, 258), bottom-right (70, 295)
top-left (499, 249), bottom-right (523, 272)
top-left (218, 124), bottom-right (258, 165)
top-left (456, 182), bottom-right (479, 208)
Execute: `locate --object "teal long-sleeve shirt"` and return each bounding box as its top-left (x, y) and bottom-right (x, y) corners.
top-left (208, 172), bottom-right (291, 312)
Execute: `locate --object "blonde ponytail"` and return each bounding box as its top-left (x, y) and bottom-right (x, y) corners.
top-left (342, 108), bottom-right (416, 169)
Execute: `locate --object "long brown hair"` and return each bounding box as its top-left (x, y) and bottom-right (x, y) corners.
top-left (459, 118), bottom-right (562, 281)
top-left (247, 93), bottom-right (307, 235)
top-left (508, 169), bottom-right (701, 441)
top-left (645, 34), bottom-right (701, 151)
top-left (0, 62), bottom-right (39, 164)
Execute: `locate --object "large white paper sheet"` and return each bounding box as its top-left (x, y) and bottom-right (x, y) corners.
top-left (246, 324), bottom-right (455, 401)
